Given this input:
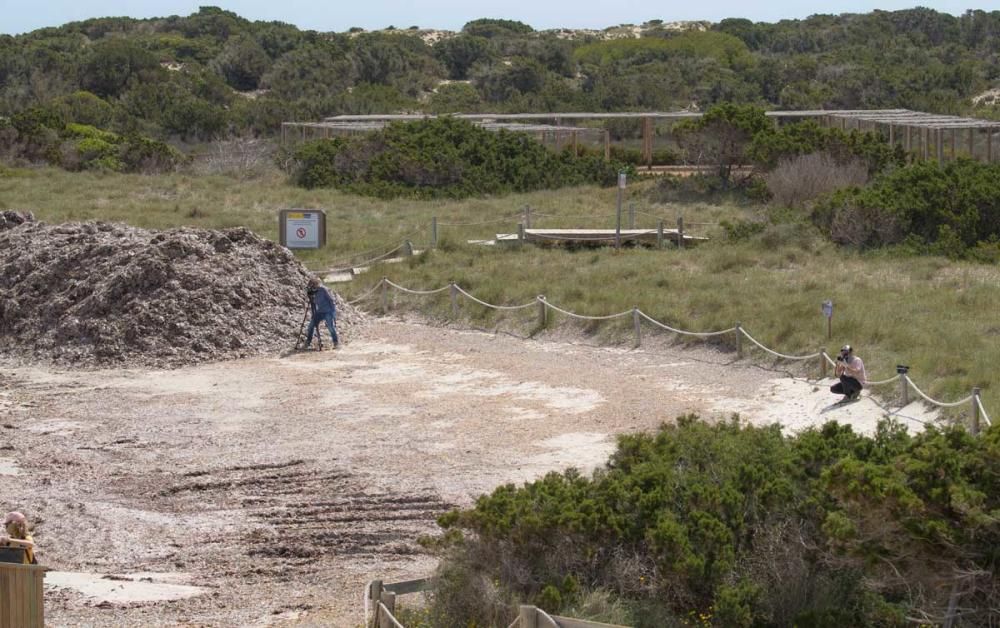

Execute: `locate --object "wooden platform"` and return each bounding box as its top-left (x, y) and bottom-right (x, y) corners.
top-left (496, 228), bottom-right (707, 247)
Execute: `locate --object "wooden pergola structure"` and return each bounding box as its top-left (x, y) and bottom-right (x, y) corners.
top-left (815, 109), bottom-right (1000, 163)
top-left (281, 110), bottom-right (1000, 165)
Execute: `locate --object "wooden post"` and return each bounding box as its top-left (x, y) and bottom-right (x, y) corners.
top-left (524, 205), bottom-right (531, 229)
top-left (615, 183), bottom-right (623, 251)
top-left (735, 322), bottom-right (743, 359)
top-left (888, 124), bottom-right (895, 147)
top-left (820, 348), bottom-right (828, 379)
top-left (676, 216), bottom-right (684, 250)
top-left (517, 223), bottom-right (525, 247)
top-left (971, 387), bottom-right (982, 436)
top-left (0, 563), bottom-right (46, 628)
top-left (369, 580), bottom-right (383, 628)
top-left (950, 128), bottom-right (956, 159)
top-left (905, 125), bottom-right (912, 154)
top-left (657, 220), bottom-right (664, 250)
top-left (937, 128), bottom-right (944, 163)
top-left (520, 605), bottom-right (539, 628)
top-left (628, 202), bottom-right (635, 229)
top-left (900, 373), bottom-right (909, 406)
top-left (923, 127), bottom-right (929, 161)
top-left (603, 130), bottom-right (610, 161)
top-left (642, 117), bottom-right (653, 168)
top-left (633, 308), bottom-right (641, 348)
top-left (431, 216), bottom-right (438, 249)
top-left (380, 591), bottom-right (396, 618)
top-left (379, 278), bottom-right (388, 314)
top-left (450, 282), bottom-right (459, 318)
top-left (537, 295), bottom-right (547, 328)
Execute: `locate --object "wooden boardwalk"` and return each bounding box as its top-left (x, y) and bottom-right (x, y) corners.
top-left (496, 228), bottom-right (708, 247)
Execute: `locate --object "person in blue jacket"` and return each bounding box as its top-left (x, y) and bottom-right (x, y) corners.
top-left (305, 277), bottom-right (339, 350)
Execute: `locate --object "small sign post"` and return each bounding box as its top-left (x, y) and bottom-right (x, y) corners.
top-left (279, 209), bottom-right (326, 249)
top-left (615, 171), bottom-right (626, 251)
top-left (821, 300), bottom-right (834, 339)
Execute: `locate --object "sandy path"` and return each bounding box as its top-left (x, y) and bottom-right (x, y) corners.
top-left (0, 319), bottom-right (935, 627)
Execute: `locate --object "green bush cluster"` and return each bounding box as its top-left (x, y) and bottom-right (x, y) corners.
top-left (3, 8), bottom-right (1000, 143)
top-left (287, 117), bottom-right (629, 198)
top-left (434, 417), bottom-right (1000, 626)
top-left (0, 112), bottom-right (185, 173)
top-left (814, 159), bottom-right (1000, 257)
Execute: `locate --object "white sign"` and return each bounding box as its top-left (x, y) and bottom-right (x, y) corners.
top-left (822, 300), bottom-right (834, 319)
top-left (285, 212), bottom-right (320, 249)
top-left (618, 172), bottom-right (627, 189)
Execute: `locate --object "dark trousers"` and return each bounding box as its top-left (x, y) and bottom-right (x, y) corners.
top-left (306, 311), bottom-right (338, 346)
top-left (831, 375), bottom-right (862, 397)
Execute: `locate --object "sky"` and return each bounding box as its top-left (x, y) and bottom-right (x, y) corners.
top-left (0, 0), bottom-right (986, 35)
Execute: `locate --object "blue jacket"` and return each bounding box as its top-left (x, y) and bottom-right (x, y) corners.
top-left (310, 286), bottom-right (337, 316)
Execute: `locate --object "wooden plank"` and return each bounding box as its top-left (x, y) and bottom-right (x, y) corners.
top-left (384, 577), bottom-right (435, 596)
top-left (0, 563), bottom-right (45, 628)
top-left (551, 615), bottom-right (631, 628)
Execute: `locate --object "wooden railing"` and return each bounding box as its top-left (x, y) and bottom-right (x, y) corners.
top-left (0, 562), bottom-right (46, 628)
top-left (367, 578), bottom-right (628, 628)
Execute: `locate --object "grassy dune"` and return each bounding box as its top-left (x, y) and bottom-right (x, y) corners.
top-left (2, 166), bottom-right (996, 414)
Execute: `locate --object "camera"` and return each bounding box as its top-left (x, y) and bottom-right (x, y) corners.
top-left (836, 355), bottom-right (844, 362)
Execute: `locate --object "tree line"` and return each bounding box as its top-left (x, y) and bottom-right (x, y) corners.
top-left (1, 7), bottom-right (999, 145)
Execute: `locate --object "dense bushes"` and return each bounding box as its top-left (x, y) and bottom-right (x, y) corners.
top-left (813, 159), bottom-right (1000, 258)
top-left (287, 117), bottom-right (627, 198)
top-left (432, 417), bottom-right (1000, 626)
top-left (0, 112), bottom-right (185, 173)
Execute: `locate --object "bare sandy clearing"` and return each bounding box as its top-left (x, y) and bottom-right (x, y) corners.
top-left (0, 319), bottom-right (935, 626)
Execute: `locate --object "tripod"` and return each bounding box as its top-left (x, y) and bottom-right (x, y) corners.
top-left (296, 302), bottom-right (323, 351)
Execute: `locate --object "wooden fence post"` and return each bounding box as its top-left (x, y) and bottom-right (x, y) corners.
top-left (450, 282), bottom-right (459, 318)
top-left (537, 296), bottom-right (547, 328)
top-left (677, 215), bottom-right (685, 249)
top-left (633, 308), bottom-right (642, 348)
top-left (972, 387), bottom-right (982, 436)
top-left (900, 373), bottom-right (910, 406)
top-left (735, 322), bottom-right (743, 359)
top-left (518, 223), bottom-right (525, 247)
top-left (520, 605), bottom-right (539, 628)
top-left (657, 220), bottom-right (664, 249)
top-left (369, 580), bottom-right (383, 628)
top-left (524, 205), bottom-right (532, 229)
top-left (380, 591), bottom-right (396, 618)
top-left (379, 277), bottom-right (388, 314)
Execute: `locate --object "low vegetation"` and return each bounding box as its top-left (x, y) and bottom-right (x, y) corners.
top-left (429, 416), bottom-right (1000, 626)
top-left (286, 117), bottom-right (627, 198)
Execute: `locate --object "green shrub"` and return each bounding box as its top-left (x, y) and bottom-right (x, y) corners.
top-left (288, 117), bottom-right (627, 198)
top-left (432, 416), bottom-right (1000, 626)
top-left (814, 159), bottom-right (1000, 255)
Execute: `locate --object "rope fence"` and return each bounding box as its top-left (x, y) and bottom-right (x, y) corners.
top-left (347, 276), bottom-right (993, 431)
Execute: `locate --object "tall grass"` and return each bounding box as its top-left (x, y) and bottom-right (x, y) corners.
top-left (2, 166), bottom-right (995, 414)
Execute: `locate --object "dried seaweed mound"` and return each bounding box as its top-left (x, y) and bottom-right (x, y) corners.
top-left (0, 220), bottom-right (365, 367)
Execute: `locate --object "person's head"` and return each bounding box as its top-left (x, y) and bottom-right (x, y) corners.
top-left (4, 512), bottom-right (27, 539)
top-left (308, 277), bottom-right (321, 289)
top-left (840, 344), bottom-right (853, 360)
